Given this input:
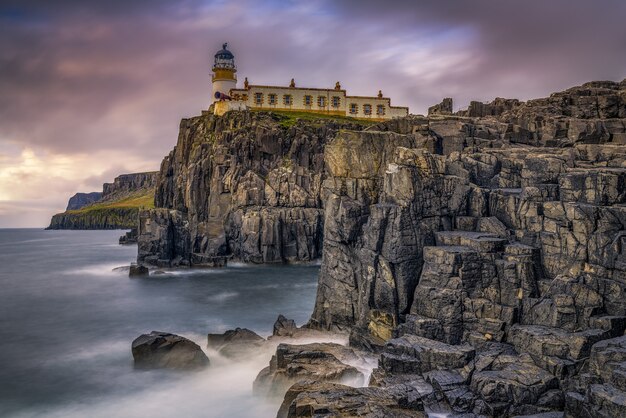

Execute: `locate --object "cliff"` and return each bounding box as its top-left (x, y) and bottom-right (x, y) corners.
top-left (138, 80), bottom-right (626, 416)
top-left (65, 192), bottom-right (102, 211)
top-left (47, 172), bottom-right (157, 230)
top-left (137, 111), bottom-right (372, 266)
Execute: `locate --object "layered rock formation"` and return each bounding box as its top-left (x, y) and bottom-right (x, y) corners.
top-left (303, 79), bottom-right (626, 416)
top-left (137, 80), bottom-right (626, 416)
top-left (131, 331), bottom-right (210, 370)
top-left (137, 112), bottom-right (367, 267)
top-left (65, 192), bottom-right (102, 211)
top-left (47, 172), bottom-right (157, 230)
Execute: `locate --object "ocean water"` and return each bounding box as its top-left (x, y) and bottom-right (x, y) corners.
top-left (0, 229), bottom-right (323, 418)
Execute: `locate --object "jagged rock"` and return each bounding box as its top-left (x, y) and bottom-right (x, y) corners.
top-left (128, 264), bottom-right (149, 277)
top-left (48, 172), bottom-right (157, 230)
top-left (131, 331), bottom-right (209, 370)
top-left (206, 327), bottom-right (264, 358)
top-left (119, 228), bottom-right (138, 244)
top-left (253, 343), bottom-right (364, 397)
top-left (276, 380), bottom-right (426, 418)
top-left (379, 335), bottom-right (475, 375)
top-left (133, 80), bottom-right (626, 415)
top-left (428, 98), bottom-right (453, 116)
top-left (273, 314), bottom-right (298, 337)
top-left (65, 192), bottom-right (102, 210)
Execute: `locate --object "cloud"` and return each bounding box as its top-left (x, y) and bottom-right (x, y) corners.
top-left (1, 0), bottom-right (625, 226)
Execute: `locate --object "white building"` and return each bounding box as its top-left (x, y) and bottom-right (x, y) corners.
top-left (211, 43), bottom-right (409, 120)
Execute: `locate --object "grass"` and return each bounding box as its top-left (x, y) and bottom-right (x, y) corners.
top-left (257, 109), bottom-right (379, 128)
top-left (66, 190), bottom-right (155, 214)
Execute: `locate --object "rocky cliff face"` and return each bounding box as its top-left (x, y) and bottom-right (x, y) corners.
top-left (306, 79), bottom-right (626, 416)
top-left (103, 172), bottom-right (157, 200)
top-left (138, 80), bottom-right (626, 416)
top-left (137, 112), bottom-right (367, 266)
top-left (47, 172), bottom-right (157, 230)
top-left (65, 192), bottom-right (102, 211)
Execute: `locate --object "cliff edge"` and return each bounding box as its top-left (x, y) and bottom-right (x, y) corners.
top-left (138, 79), bottom-right (626, 416)
top-left (47, 172), bottom-right (157, 230)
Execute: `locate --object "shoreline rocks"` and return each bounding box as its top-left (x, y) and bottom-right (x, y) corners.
top-left (253, 342), bottom-right (365, 398)
top-left (131, 331), bottom-right (209, 370)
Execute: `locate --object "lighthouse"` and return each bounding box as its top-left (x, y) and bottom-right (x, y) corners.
top-left (211, 42), bottom-right (237, 104)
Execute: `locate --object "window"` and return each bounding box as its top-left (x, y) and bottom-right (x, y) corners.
top-left (376, 104), bottom-right (385, 116)
top-left (349, 103), bottom-right (358, 114)
top-left (363, 104), bottom-right (372, 115)
top-left (332, 96), bottom-right (341, 108)
top-left (304, 95), bottom-right (312, 106)
top-left (283, 94), bottom-right (292, 105)
top-left (254, 93), bottom-right (263, 105)
top-left (318, 96), bottom-right (326, 107)
top-left (268, 94), bottom-right (277, 105)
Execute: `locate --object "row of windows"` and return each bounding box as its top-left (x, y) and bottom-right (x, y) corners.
top-left (251, 93), bottom-right (344, 108)
top-left (349, 103), bottom-right (386, 116)
top-left (244, 93), bottom-right (386, 115)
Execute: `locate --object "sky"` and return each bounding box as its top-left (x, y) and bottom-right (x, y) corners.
top-left (1, 0), bottom-right (625, 227)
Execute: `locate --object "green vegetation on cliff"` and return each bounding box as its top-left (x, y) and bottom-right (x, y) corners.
top-left (65, 191), bottom-right (154, 214)
top-left (47, 190), bottom-right (155, 230)
top-left (260, 110), bottom-right (378, 128)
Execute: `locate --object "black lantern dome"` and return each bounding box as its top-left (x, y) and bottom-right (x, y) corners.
top-left (213, 42), bottom-right (236, 71)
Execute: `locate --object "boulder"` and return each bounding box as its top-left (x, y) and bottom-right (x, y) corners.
top-left (277, 380), bottom-right (426, 418)
top-left (129, 264), bottom-right (149, 277)
top-left (253, 343), bottom-right (364, 397)
top-left (379, 335), bottom-right (475, 375)
top-left (131, 331), bottom-right (209, 370)
top-left (273, 315), bottom-right (298, 337)
top-left (206, 327), bottom-right (265, 359)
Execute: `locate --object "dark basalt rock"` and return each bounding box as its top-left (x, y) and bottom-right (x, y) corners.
top-left (206, 327), bottom-right (265, 359)
top-left (136, 80), bottom-right (626, 416)
top-left (253, 343), bottom-right (365, 398)
top-left (277, 380), bottom-right (426, 418)
top-left (131, 331), bottom-right (209, 370)
top-left (128, 264), bottom-right (149, 277)
top-left (273, 314), bottom-right (298, 337)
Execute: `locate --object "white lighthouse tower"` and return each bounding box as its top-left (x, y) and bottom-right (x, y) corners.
top-left (211, 42), bottom-right (237, 104)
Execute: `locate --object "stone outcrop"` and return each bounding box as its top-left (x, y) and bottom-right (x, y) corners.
top-left (48, 207), bottom-right (140, 230)
top-left (137, 112), bottom-right (365, 267)
top-left (65, 192), bottom-right (102, 210)
top-left (131, 331), bottom-right (209, 370)
top-left (277, 380), bottom-right (426, 418)
top-left (305, 80), bottom-right (626, 416)
top-left (206, 327), bottom-right (265, 358)
top-left (102, 172), bottom-right (157, 199)
top-left (253, 343), bottom-right (365, 397)
top-left (135, 79), bottom-right (626, 416)
top-left (428, 98), bottom-right (453, 116)
top-left (48, 171), bottom-right (157, 230)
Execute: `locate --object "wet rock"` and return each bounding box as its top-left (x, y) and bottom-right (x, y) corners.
top-left (380, 335), bottom-right (475, 375)
top-left (131, 331), bottom-right (209, 370)
top-left (273, 315), bottom-right (298, 337)
top-left (277, 380), bottom-right (426, 418)
top-left (253, 343), bottom-right (364, 397)
top-left (128, 264), bottom-right (149, 277)
top-left (206, 327), bottom-right (265, 358)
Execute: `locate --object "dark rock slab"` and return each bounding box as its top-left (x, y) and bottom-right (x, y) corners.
top-left (131, 331), bottom-right (209, 370)
top-left (380, 335), bottom-right (475, 375)
top-left (253, 343), bottom-right (364, 397)
top-left (206, 327), bottom-right (264, 359)
top-left (276, 380), bottom-right (426, 418)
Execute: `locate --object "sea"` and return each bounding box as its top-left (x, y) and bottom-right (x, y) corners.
top-left (0, 229), bottom-right (323, 418)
